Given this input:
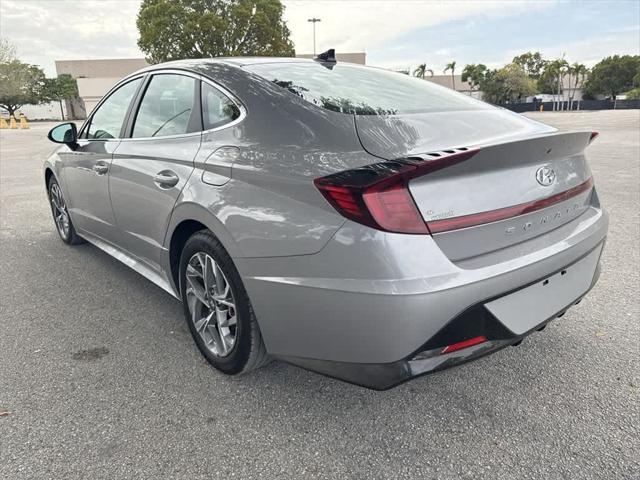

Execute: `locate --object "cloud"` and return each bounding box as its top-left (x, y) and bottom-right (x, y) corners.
top-left (1, 0), bottom-right (143, 75)
top-left (1, 0), bottom-right (636, 78)
top-left (282, 0), bottom-right (551, 54)
top-left (1, 0), bottom-right (553, 74)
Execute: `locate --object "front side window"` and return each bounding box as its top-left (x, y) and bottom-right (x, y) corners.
top-left (132, 74), bottom-right (198, 138)
top-left (201, 82), bottom-right (241, 130)
top-left (87, 78), bottom-right (142, 139)
top-left (246, 63), bottom-right (493, 115)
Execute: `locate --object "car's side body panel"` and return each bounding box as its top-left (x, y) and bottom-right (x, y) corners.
top-left (78, 227), bottom-right (178, 299)
top-left (166, 61), bottom-right (373, 258)
top-left (110, 135), bottom-right (201, 271)
top-left (57, 139), bottom-right (120, 240)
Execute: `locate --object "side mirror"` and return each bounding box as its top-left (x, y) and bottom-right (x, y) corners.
top-left (48, 122), bottom-right (78, 148)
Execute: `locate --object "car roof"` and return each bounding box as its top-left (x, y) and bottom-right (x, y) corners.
top-left (214, 57), bottom-right (316, 66)
top-left (141, 57), bottom-right (317, 71)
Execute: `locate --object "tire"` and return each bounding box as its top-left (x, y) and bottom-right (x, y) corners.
top-left (179, 230), bottom-right (269, 375)
top-left (48, 176), bottom-right (84, 245)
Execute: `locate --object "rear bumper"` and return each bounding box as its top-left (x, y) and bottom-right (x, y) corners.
top-left (280, 245), bottom-right (603, 390)
top-left (237, 204), bottom-right (608, 389)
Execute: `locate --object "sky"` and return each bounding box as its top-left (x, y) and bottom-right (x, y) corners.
top-left (0, 0), bottom-right (638, 76)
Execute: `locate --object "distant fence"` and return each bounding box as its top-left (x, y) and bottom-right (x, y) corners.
top-left (501, 99), bottom-right (640, 113)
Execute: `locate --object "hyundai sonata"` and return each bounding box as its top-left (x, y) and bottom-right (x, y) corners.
top-left (44, 51), bottom-right (608, 389)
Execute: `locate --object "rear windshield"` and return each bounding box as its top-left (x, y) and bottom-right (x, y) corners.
top-left (245, 62), bottom-right (491, 115)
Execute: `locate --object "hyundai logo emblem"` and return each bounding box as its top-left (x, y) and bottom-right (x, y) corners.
top-left (536, 166), bottom-right (556, 186)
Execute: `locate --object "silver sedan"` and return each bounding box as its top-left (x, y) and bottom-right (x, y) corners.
top-left (44, 53), bottom-right (608, 389)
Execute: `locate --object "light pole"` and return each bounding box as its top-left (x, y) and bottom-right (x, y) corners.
top-left (307, 17), bottom-right (321, 56)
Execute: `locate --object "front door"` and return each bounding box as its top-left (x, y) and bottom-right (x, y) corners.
top-left (108, 73), bottom-right (201, 272)
top-left (61, 77), bottom-right (143, 240)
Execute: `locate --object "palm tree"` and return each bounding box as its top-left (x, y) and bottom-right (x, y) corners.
top-left (413, 63), bottom-right (433, 79)
top-left (568, 62), bottom-right (588, 110)
top-left (444, 61), bottom-right (457, 90)
top-left (545, 57), bottom-right (569, 110)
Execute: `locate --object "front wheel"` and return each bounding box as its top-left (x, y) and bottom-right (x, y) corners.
top-left (48, 176), bottom-right (84, 245)
top-left (179, 230), bottom-right (269, 375)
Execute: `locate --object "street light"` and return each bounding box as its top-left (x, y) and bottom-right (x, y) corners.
top-left (307, 17), bottom-right (321, 56)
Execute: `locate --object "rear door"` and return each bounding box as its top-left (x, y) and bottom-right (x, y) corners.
top-left (107, 71), bottom-right (202, 272)
top-left (61, 76), bottom-right (143, 240)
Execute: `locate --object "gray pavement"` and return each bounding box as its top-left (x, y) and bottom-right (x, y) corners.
top-left (1, 111), bottom-right (639, 479)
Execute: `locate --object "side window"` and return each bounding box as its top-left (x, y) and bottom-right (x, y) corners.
top-left (202, 82), bottom-right (241, 130)
top-left (86, 78), bottom-right (142, 139)
top-left (132, 74), bottom-right (198, 138)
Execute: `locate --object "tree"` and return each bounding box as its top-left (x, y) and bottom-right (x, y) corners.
top-left (0, 60), bottom-right (46, 117)
top-left (0, 37), bottom-right (17, 63)
top-left (540, 57), bottom-right (569, 110)
top-left (624, 71), bottom-right (640, 99)
top-left (461, 63), bottom-right (487, 95)
top-left (443, 61), bottom-right (456, 90)
top-left (137, 0), bottom-right (295, 63)
top-left (43, 74), bottom-right (79, 120)
top-left (584, 55), bottom-right (640, 99)
top-left (512, 51), bottom-right (547, 79)
top-left (480, 64), bottom-right (536, 104)
top-left (567, 62), bottom-right (588, 110)
top-left (413, 63), bottom-right (433, 79)
top-left (626, 88), bottom-right (640, 100)
top-left (499, 63), bottom-right (537, 102)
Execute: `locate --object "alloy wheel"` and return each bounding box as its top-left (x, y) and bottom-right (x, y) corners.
top-left (185, 252), bottom-right (238, 357)
top-left (50, 183), bottom-right (70, 240)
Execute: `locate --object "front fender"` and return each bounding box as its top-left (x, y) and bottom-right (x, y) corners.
top-left (43, 146), bottom-right (66, 189)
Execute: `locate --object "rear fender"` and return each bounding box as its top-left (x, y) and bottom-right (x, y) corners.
top-left (164, 201), bottom-right (242, 257)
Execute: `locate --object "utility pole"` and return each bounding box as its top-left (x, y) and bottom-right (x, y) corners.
top-left (307, 18), bottom-right (321, 56)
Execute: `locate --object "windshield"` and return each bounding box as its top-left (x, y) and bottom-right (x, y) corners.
top-left (245, 62), bottom-right (492, 115)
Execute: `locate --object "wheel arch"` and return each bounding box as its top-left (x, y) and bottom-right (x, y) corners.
top-left (44, 167), bottom-right (55, 189)
top-left (165, 203), bottom-right (243, 293)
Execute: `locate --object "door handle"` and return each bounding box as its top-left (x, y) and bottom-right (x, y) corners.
top-left (92, 163), bottom-right (109, 175)
top-left (153, 170), bottom-right (180, 188)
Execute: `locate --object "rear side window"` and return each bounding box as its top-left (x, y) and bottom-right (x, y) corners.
top-left (86, 77), bottom-right (141, 139)
top-left (132, 74), bottom-right (198, 138)
top-left (201, 82), bottom-right (241, 130)
top-left (246, 63), bottom-right (492, 115)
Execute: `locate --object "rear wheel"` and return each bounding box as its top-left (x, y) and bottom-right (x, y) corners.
top-left (179, 230), bottom-right (269, 375)
top-left (48, 176), bottom-right (84, 245)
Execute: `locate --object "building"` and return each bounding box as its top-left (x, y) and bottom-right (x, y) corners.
top-left (56, 53), bottom-right (366, 118)
top-left (525, 74), bottom-right (586, 103)
top-left (390, 71), bottom-right (482, 99)
top-left (425, 74), bottom-right (481, 99)
top-left (56, 58), bottom-right (149, 117)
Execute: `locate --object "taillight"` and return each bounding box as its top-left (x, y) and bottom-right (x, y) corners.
top-left (362, 177), bottom-right (428, 233)
top-left (589, 131), bottom-right (599, 143)
top-left (314, 149), bottom-right (479, 234)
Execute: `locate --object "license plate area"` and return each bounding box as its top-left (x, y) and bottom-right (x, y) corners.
top-left (485, 245), bottom-right (602, 335)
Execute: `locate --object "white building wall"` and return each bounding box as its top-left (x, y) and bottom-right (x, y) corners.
top-left (76, 77), bottom-right (123, 115)
top-left (12, 102), bottom-right (65, 120)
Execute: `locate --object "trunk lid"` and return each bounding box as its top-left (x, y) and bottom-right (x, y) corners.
top-left (355, 111), bottom-right (595, 261)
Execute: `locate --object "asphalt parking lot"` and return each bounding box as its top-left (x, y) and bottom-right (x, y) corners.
top-left (1, 110), bottom-right (638, 479)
